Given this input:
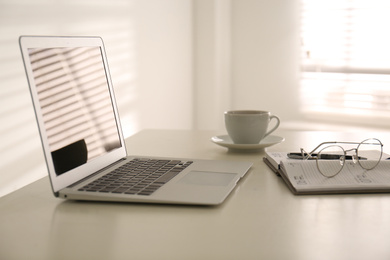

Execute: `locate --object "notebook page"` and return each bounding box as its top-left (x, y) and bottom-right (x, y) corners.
top-left (280, 160), bottom-right (390, 191)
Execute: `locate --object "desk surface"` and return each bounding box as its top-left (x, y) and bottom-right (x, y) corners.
top-left (1, 129), bottom-right (390, 260)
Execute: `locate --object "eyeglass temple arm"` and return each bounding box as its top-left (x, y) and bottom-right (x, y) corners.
top-left (303, 141), bottom-right (339, 156)
top-left (303, 140), bottom-right (382, 156)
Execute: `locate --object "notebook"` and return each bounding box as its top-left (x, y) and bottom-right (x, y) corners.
top-left (19, 35), bottom-right (252, 205)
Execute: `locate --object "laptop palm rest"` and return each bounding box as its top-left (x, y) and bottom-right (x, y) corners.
top-left (180, 171), bottom-right (236, 186)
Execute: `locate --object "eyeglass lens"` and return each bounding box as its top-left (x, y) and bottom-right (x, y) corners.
top-left (357, 138), bottom-right (382, 170)
top-left (315, 139), bottom-right (383, 177)
top-left (316, 145), bottom-right (345, 177)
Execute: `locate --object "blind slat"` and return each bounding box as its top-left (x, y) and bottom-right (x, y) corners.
top-left (300, 0), bottom-right (390, 125)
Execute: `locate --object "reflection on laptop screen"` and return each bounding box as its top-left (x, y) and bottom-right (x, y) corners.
top-left (28, 47), bottom-right (121, 175)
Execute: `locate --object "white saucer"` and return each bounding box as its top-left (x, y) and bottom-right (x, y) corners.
top-left (211, 135), bottom-right (285, 152)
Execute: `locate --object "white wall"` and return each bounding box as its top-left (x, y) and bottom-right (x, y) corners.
top-left (193, 0), bottom-right (232, 130)
top-left (135, 0), bottom-right (193, 130)
top-left (193, 0), bottom-right (301, 130)
top-left (0, 0), bottom-right (301, 197)
top-left (231, 0), bottom-right (301, 121)
top-left (0, 0), bottom-right (194, 197)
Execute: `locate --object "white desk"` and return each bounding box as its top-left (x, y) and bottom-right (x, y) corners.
top-left (1, 129), bottom-right (390, 260)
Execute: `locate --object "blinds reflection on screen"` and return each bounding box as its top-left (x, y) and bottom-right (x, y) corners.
top-left (28, 47), bottom-right (121, 166)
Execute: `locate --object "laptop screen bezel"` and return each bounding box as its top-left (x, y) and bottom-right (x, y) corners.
top-left (19, 36), bottom-right (127, 193)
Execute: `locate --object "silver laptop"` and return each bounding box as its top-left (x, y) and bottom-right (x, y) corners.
top-left (19, 35), bottom-right (252, 205)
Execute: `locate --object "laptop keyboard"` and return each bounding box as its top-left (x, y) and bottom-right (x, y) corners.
top-left (78, 158), bottom-right (193, 196)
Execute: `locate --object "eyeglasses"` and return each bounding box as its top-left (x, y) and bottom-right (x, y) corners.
top-left (293, 138), bottom-right (383, 178)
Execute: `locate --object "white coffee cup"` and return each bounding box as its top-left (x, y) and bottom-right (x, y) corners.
top-left (224, 110), bottom-right (280, 144)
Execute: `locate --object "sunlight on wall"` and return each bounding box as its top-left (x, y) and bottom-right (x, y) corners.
top-left (0, 0), bottom-right (136, 197)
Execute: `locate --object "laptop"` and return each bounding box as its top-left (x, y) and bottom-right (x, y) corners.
top-left (19, 35), bottom-right (252, 205)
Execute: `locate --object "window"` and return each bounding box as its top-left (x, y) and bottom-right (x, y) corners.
top-left (300, 0), bottom-right (390, 126)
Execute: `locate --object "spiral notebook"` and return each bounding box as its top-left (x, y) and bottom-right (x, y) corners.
top-left (264, 151), bottom-right (390, 195)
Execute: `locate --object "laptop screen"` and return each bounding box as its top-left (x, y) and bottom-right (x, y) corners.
top-left (27, 46), bottom-right (121, 175)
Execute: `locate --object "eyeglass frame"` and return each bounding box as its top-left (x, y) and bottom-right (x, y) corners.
top-left (298, 138), bottom-right (383, 178)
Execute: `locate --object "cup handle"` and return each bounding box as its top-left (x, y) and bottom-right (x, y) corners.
top-left (264, 115), bottom-right (280, 138)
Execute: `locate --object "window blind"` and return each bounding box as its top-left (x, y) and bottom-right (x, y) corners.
top-left (300, 0), bottom-right (390, 126)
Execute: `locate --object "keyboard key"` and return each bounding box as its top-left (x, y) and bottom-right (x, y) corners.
top-left (78, 158), bottom-right (192, 196)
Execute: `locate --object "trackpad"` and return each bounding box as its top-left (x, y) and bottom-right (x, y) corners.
top-left (180, 171), bottom-right (236, 186)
